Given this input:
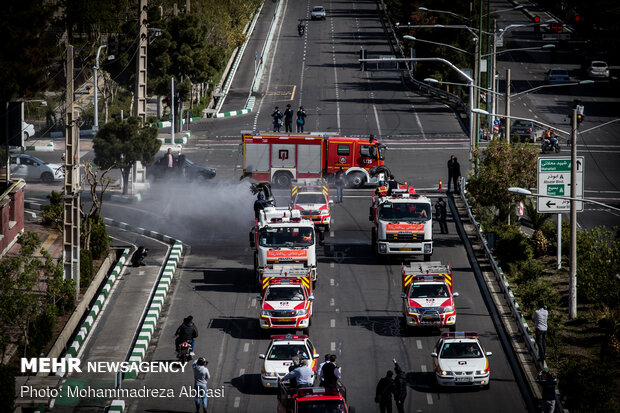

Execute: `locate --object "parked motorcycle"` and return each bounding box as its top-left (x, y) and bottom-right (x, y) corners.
top-left (541, 138), bottom-right (561, 154)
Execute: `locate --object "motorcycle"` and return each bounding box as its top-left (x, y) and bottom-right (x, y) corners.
top-left (298, 21), bottom-right (305, 36)
top-left (176, 339), bottom-right (193, 362)
top-left (541, 138), bottom-right (561, 154)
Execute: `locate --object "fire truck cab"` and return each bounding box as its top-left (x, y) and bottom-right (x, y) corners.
top-left (401, 262), bottom-right (459, 331)
top-left (241, 131), bottom-right (386, 188)
top-left (370, 187), bottom-right (433, 261)
top-left (250, 207), bottom-right (317, 287)
top-left (258, 265), bottom-right (314, 331)
top-left (291, 179), bottom-right (332, 233)
top-left (277, 381), bottom-right (354, 413)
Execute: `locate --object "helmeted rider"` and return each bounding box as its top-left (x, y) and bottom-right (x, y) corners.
top-left (254, 192), bottom-right (269, 219)
top-left (298, 19), bottom-right (305, 35)
top-left (543, 128), bottom-right (558, 149)
top-left (175, 315), bottom-right (198, 355)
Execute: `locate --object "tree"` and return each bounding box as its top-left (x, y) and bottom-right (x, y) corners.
top-left (80, 162), bottom-right (113, 251)
top-left (0, 1), bottom-right (59, 101)
top-left (467, 140), bottom-right (538, 222)
top-left (93, 117), bottom-right (160, 194)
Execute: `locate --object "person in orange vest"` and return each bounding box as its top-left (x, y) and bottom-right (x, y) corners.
top-left (376, 180), bottom-right (388, 197)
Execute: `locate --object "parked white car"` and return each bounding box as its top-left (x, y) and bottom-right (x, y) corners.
top-left (586, 61), bottom-right (609, 79)
top-left (23, 122), bottom-right (35, 141)
top-left (10, 154), bottom-right (64, 182)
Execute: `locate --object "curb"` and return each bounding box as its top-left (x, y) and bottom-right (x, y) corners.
top-left (110, 192), bottom-right (142, 203)
top-left (59, 248), bottom-right (131, 371)
top-left (102, 218), bottom-right (181, 244)
top-left (24, 141), bottom-right (55, 152)
top-left (215, 108), bottom-right (252, 118)
top-left (108, 399), bottom-right (125, 412)
top-left (161, 130), bottom-right (191, 144)
top-left (123, 240), bottom-right (183, 379)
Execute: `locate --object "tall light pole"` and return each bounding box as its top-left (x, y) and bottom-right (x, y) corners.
top-left (569, 107), bottom-right (578, 319)
top-left (93, 44), bottom-right (107, 132)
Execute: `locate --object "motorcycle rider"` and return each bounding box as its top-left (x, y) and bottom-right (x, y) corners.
top-left (175, 315), bottom-right (198, 356)
top-left (542, 128), bottom-right (559, 150)
top-left (298, 19), bottom-right (305, 35)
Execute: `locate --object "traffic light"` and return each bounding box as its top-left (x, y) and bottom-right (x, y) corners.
top-left (550, 22), bottom-right (564, 33)
top-left (164, 96), bottom-right (171, 107)
top-left (576, 105), bottom-right (584, 123)
top-left (534, 16), bottom-right (541, 34)
top-left (534, 16), bottom-right (541, 23)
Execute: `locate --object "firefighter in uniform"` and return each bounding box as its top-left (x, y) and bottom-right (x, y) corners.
top-left (376, 181), bottom-right (388, 197)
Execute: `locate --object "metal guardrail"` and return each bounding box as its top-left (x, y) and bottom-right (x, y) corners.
top-left (459, 186), bottom-right (564, 412)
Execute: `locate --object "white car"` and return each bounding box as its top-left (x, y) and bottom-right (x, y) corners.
top-left (292, 187), bottom-right (332, 232)
top-left (545, 68), bottom-right (570, 85)
top-left (23, 122), bottom-right (35, 141)
top-left (431, 332), bottom-right (492, 388)
top-left (10, 154), bottom-right (64, 182)
top-left (586, 61), bottom-right (609, 79)
top-left (311, 6), bottom-right (326, 20)
top-left (259, 278), bottom-right (313, 330)
top-left (258, 334), bottom-right (319, 388)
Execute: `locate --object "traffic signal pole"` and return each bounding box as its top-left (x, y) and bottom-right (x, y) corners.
top-left (569, 108), bottom-right (578, 319)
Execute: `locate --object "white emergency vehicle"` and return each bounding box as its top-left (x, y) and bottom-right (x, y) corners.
top-left (250, 207), bottom-right (317, 286)
top-left (291, 179), bottom-right (332, 233)
top-left (370, 187), bottom-right (433, 260)
top-left (431, 332), bottom-right (492, 389)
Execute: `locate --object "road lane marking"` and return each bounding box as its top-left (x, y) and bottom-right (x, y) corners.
top-left (373, 104), bottom-right (382, 136)
top-left (251, 298), bottom-right (256, 307)
top-left (138, 271), bottom-right (145, 275)
top-left (416, 340), bottom-right (422, 350)
top-left (239, 368), bottom-right (245, 376)
top-left (330, 319), bottom-right (335, 328)
top-left (330, 262), bottom-right (335, 268)
top-left (330, 231), bottom-right (335, 237)
top-left (234, 397), bottom-right (240, 408)
top-left (243, 343), bottom-right (249, 352)
top-left (290, 84), bottom-right (296, 101)
top-left (421, 364), bottom-right (427, 372)
top-left (330, 279), bottom-right (335, 286)
top-left (331, 342), bottom-right (336, 351)
top-left (330, 298), bottom-right (335, 306)
top-left (427, 393), bottom-right (433, 405)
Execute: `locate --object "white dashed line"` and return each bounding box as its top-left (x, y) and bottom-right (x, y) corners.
top-left (427, 393), bottom-right (433, 405)
top-left (243, 343), bottom-right (249, 352)
top-left (330, 262), bottom-right (335, 268)
top-left (330, 279), bottom-right (335, 286)
top-left (331, 342), bottom-right (336, 351)
top-left (330, 319), bottom-right (335, 328)
top-left (239, 368), bottom-right (245, 376)
top-left (138, 271), bottom-right (145, 275)
top-left (421, 364), bottom-right (427, 372)
top-left (330, 231), bottom-right (335, 237)
top-left (251, 298), bottom-right (256, 308)
top-left (330, 298), bottom-right (335, 306)
top-left (416, 340), bottom-right (422, 350)
top-left (234, 397), bottom-right (240, 408)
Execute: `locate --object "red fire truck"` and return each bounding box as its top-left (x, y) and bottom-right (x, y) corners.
top-left (241, 131), bottom-right (387, 187)
top-left (277, 381), bottom-right (354, 413)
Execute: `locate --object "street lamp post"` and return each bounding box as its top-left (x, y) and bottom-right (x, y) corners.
top-left (93, 44), bottom-right (107, 131)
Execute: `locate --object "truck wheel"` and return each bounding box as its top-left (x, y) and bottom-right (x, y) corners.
top-left (272, 171), bottom-right (292, 188)
top-left (347, 172), bottom-right (365, 188)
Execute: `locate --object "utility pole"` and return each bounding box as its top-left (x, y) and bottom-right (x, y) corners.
top-left (93, 44), bottom-right (107, 131)
top-left (505, 68), bottom-right (511, 142)
top-left (171, 77), bottom-right (175, 141)
top-left (63, 43), bottom-right (80, 296)
top-left (132, 0), bottom-right (148, 192)
top-left (569, 107), bottom-right (578, 319)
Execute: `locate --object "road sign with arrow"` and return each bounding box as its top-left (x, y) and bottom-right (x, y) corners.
top-left (537, 157), bottom-right (584, 213)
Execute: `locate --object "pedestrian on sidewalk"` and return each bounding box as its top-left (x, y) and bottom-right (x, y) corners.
top-left (533, 301), bottom-right (548, 362)
top-left (192, 357), bottom-right (210, 413)
top-left (446, 156), bottom-right (461, 193)
top-left (375, 370), bottom-right (394, 413)
top-left (272, 106), bottom-right (283, 132)
top-left (435, 197), bottom-right (448, 234)
top-left (284, 104), bottom-right (294, 133)
top-left (392, 359), bottom-right (407, 413)
top-left (296, 106), bottom-right (307, 132)
top-left (335, 167), bottom-right (345, 203)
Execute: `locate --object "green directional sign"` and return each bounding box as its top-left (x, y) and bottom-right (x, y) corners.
top-left (546, 184), bottom-right (565, 196)
top-left (540, 159), bottom-right (571, 172)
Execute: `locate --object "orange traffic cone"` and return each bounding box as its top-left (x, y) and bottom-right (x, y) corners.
top-left (438, 180), bottom-right (443, 190)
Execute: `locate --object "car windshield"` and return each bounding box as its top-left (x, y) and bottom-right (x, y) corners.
top-left (550, 69), bottom-right (568, 76)
top-left (512, 120), bottom-right (531, 128)
top-left (313, 7), bottom-right (324, 12)
top-left (258, 227), bottom-right (314, 247)
top-left (268, 344), bottom-right (309, 360)
top-left (298, 400), bottom-right (345, 413)
top-left (440, 342), bottom-right (483, 359)
top-left (592, 62), bottom-right (607, 68)
top-left (378, 203), bottom-right (430, 221)
top-left (296, 193), bottom-right (325, 205)
top-left (266, 286), bottom-right (305, 301)
top-left (410, 284), bottom-right (449, 298)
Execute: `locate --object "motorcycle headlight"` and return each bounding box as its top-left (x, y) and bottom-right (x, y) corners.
top-left (261, 310), bottom-right (271, 317)
top-left (295, 309), bottom-right (307, 316)
top-left (443, 306), bottom-right (454, 313)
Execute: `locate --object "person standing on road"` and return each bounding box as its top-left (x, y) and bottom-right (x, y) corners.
top-left (284, 104), bottom-right (294, 133)
top-left (162, 148), bottom-right (176, 177)
top-left (272, 106), bottom-right (283, 132)
top-left (447, 155), bottom-right (456, 192)
top-left (192, 357), bottom-right (210, 413)
top-left (375, 370), bottom-right (394, 413)
top-left (296, 106), bottom-right (307, 132)
top-left (533, 301), bottom-right (548, 362)
top-left (177, 149), bottom-right (186, 177)
top-left (317, 354), bottom-right (330, 386)
top-left (335, 167), bottom-right (346, 203)
top-left (435, 197), bottom-right (448, 234)
top-left (536, 370), bottom-right (557, 413)
top-left (321, 354), bottom-right (341, 388)
top-left (392, 359), bottom-right (407, 413)
top-left (449, 156), bottom-right (462, 193)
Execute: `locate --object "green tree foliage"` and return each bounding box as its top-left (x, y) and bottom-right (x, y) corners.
top-left (63, 0), bottom-right (133, 42)
top-left (574, 226), bottom-right (620, 307)
top-left (0, 1), bottom-right (59, 101)
top-left (41, 191), bottom-right (63, 230)
top-left (80, 249), bottom-right (94, 287)
top-left (88, 215), bottom-right (109, 260)
top-left (493, 224), bottom-right (533, 266)
top-left (559, 359), bottom-right (619, 412)
top-left (467, 140), bottom-right (538, 222)
top-left (93, 117), bottom-right (161, 194)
